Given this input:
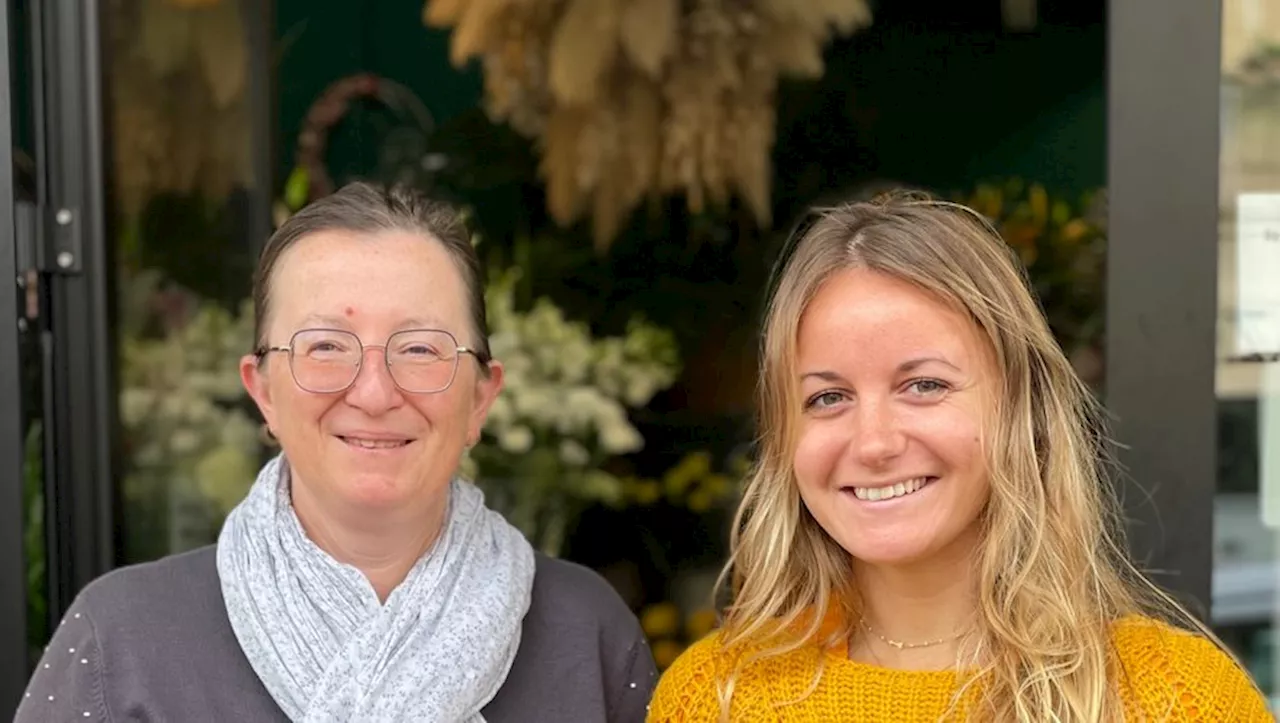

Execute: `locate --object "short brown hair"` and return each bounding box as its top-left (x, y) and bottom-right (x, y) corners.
top-left (251, 181), bottom-right (491, 365)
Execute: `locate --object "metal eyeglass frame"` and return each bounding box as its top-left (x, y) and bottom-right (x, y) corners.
top-left (253, 327), bottom-right (489, 395)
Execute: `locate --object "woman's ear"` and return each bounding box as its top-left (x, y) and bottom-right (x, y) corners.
top-left (466, 360), bottom-right (504, 445)
top-left (240, 354), bottom-right (278, 433)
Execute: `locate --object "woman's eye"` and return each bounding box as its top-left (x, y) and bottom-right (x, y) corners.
top-left (907, 379), bottom-right (949, 396)
top-left (805, 391), bottom-right (846, 410)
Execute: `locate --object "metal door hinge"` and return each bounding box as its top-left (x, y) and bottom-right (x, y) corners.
top-left (15, 200), bottom-right (82, 276)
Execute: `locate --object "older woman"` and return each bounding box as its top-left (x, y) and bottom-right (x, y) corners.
top-left (17, 182), bottom-right (656, 722)
top-left (647, 193), bottom-right (1270, 722)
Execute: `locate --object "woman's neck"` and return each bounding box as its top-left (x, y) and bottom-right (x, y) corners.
top-left (849, 529), bottom-right (980, 670)
top-left (290, 480), bottom-right (448, 603)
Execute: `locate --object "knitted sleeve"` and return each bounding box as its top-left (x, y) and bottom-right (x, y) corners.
top-left (646, 635), bottom-right (734, 722)
top-left (13, 601), bottom-right (112, 723)
top-left (1114, 618), bottom-right (1274, 721)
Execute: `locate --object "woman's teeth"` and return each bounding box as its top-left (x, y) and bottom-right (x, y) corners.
top-left (851, 477), bottom-right (931, 502)
top-left (341, 437), bottom-right (409, 449)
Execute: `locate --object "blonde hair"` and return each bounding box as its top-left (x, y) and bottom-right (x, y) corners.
top-left (714, 192), bottom-right (1232, 721)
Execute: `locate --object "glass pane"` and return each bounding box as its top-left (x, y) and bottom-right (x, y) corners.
top-left (9, 0), bottom-right (48, 664)
top-left (1214, 0), bottom-right (1280, 711)
top-left (106, 0), bottom-right (264, 564)
top-left (18, 323), bottom-right (43, 666)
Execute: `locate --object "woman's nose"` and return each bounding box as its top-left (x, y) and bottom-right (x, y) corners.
top-left (343, 346), bottom-right (404, 412)
top-left (851, 398), bottom-right (907, 468)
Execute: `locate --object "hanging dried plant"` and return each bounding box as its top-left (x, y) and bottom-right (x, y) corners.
top-left (108, 0), bottom-right (251, 218)
top-left (424, 0), bottom-right (872, 250)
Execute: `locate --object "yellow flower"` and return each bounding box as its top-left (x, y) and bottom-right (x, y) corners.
top-left (1059, 218), bottom-right (1090, 245)
top-left (686, 489), bottom-right (713, 512)
top-left (1002, 223), bottom-right (1040, 267)
top-left (641, 602), bottom-right (681, 638)
top-left (663, 450), bottom-right (712, 497)
top-left (700, 473), bottom-right (731, 499)
top-left (685, 608), bottom-right (719, 640)
top-left (1029, 184), bottom-right (1049, 227)
top-left (652, 639), bottom-right (685, 670)
top-left (970, 186), bottom-right (1003, 219)
top-left (633, 479), bottom-right (661, 505)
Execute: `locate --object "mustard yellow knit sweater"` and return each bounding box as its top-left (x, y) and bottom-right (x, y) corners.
top-left (647, 616), bottom-right (1272, 721)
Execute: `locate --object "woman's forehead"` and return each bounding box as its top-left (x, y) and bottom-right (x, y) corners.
top-left (269, 229), bottom-right (469, 329)
top-left (796, 270), bottom-right (984, 366)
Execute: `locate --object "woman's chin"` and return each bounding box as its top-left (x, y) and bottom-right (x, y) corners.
top-left (844, 526), bottom-right (981, 572)
top-left (335, 474), bottom-right (423, 510)
top-left (849, 546), bottom-right (933, 569)
top-left (289, 440), bottom-right (452, 518)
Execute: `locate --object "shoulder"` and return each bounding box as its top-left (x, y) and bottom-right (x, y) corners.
top-left (649, 631), bottom-right (798, 722)
top-left (73, 546), bottom-right (222, 631)
top-left (653, 632), bottom-right (730, 692)
top-left (15, 547), bottom-right (231, 722)
top-left (81, 545), bottom-right (219, 600)
top-left (1111, 615), bottom-right (1273, 720)
top-left (647, 633), bottom-right (725, 721)
top-left (1109, 615), bottom-right (1241, 679)
top-left (488, 554), bottom-right (656, 722)
top-left (527, 553), bottom-right (640, 633)
top-left (62, 546), bottom-right (244, 678)
top-left (522, 553), bottom-right (653, 680)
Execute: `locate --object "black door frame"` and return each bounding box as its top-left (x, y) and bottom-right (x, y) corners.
top-left (1105, 0), bottom-right (1222, 616)
top-left (2, 0), bottom-right (117, 712)
top-left (31, 0), bottom-right (117, 614)
top-left (3, 1), bottom-right (276, 706)
top-left (27, 0), bottom-right (118, 625)
top-left (1, 0), bottom-right (29, 712)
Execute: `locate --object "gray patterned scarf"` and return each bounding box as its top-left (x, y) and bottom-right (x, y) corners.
top-left (216, 454), bottom-right (536, 722)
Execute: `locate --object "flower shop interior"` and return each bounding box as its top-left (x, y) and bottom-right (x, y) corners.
top-left (5, 0), bottom-right (1280, 713)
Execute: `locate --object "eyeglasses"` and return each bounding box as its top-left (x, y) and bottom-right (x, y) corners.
top-left (254, 328), bottom-right (486, 394)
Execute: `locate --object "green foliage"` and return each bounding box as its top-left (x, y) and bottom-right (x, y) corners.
top-left (955, 178), bottom-right (1107, 356)
top-left (23, 421), bottom-right (46, 654)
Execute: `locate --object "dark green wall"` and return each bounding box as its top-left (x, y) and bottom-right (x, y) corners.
top-left (771, 19), bottom-right (1105, 227)
top-left (273, 0), bottom-right (482, 187)
top-left (866, 23), bottom-right (1106, 192)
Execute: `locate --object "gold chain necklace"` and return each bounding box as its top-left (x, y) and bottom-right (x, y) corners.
top-left (857, 616), bottom-right (965, 650)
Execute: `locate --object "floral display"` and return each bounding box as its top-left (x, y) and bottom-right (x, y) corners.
top-left (957, 179), bottom-right (1107, 385)
top-left (639, 600), bottom-right (720, 670)
top-left (422, 0), bottom-right (873, 248)
top-left (464, 265), bottom-right (683, 554)
top-left (616, 449), bottom-right (744, 513)
top-left (110, 0), bottom-right (252, 218)
top-left (117, 270), bottom-right (261, 557)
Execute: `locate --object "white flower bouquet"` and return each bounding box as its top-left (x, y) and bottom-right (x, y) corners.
top-left (465, 266), bottom-right (682, 555)
top-left (118, 270), bottom-right (261, 556)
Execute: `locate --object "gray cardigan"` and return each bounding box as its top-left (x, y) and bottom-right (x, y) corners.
top-left (14, 546), bottom-right (657, 722)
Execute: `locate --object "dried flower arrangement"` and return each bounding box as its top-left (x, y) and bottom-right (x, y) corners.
top-left (423, 0), bottom-right (873, 248)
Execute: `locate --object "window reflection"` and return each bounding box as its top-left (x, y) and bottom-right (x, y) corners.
top-left (1214, 0), bottom-right (1280, 709)
top-left (107, 0), bottom-right (262, 563)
